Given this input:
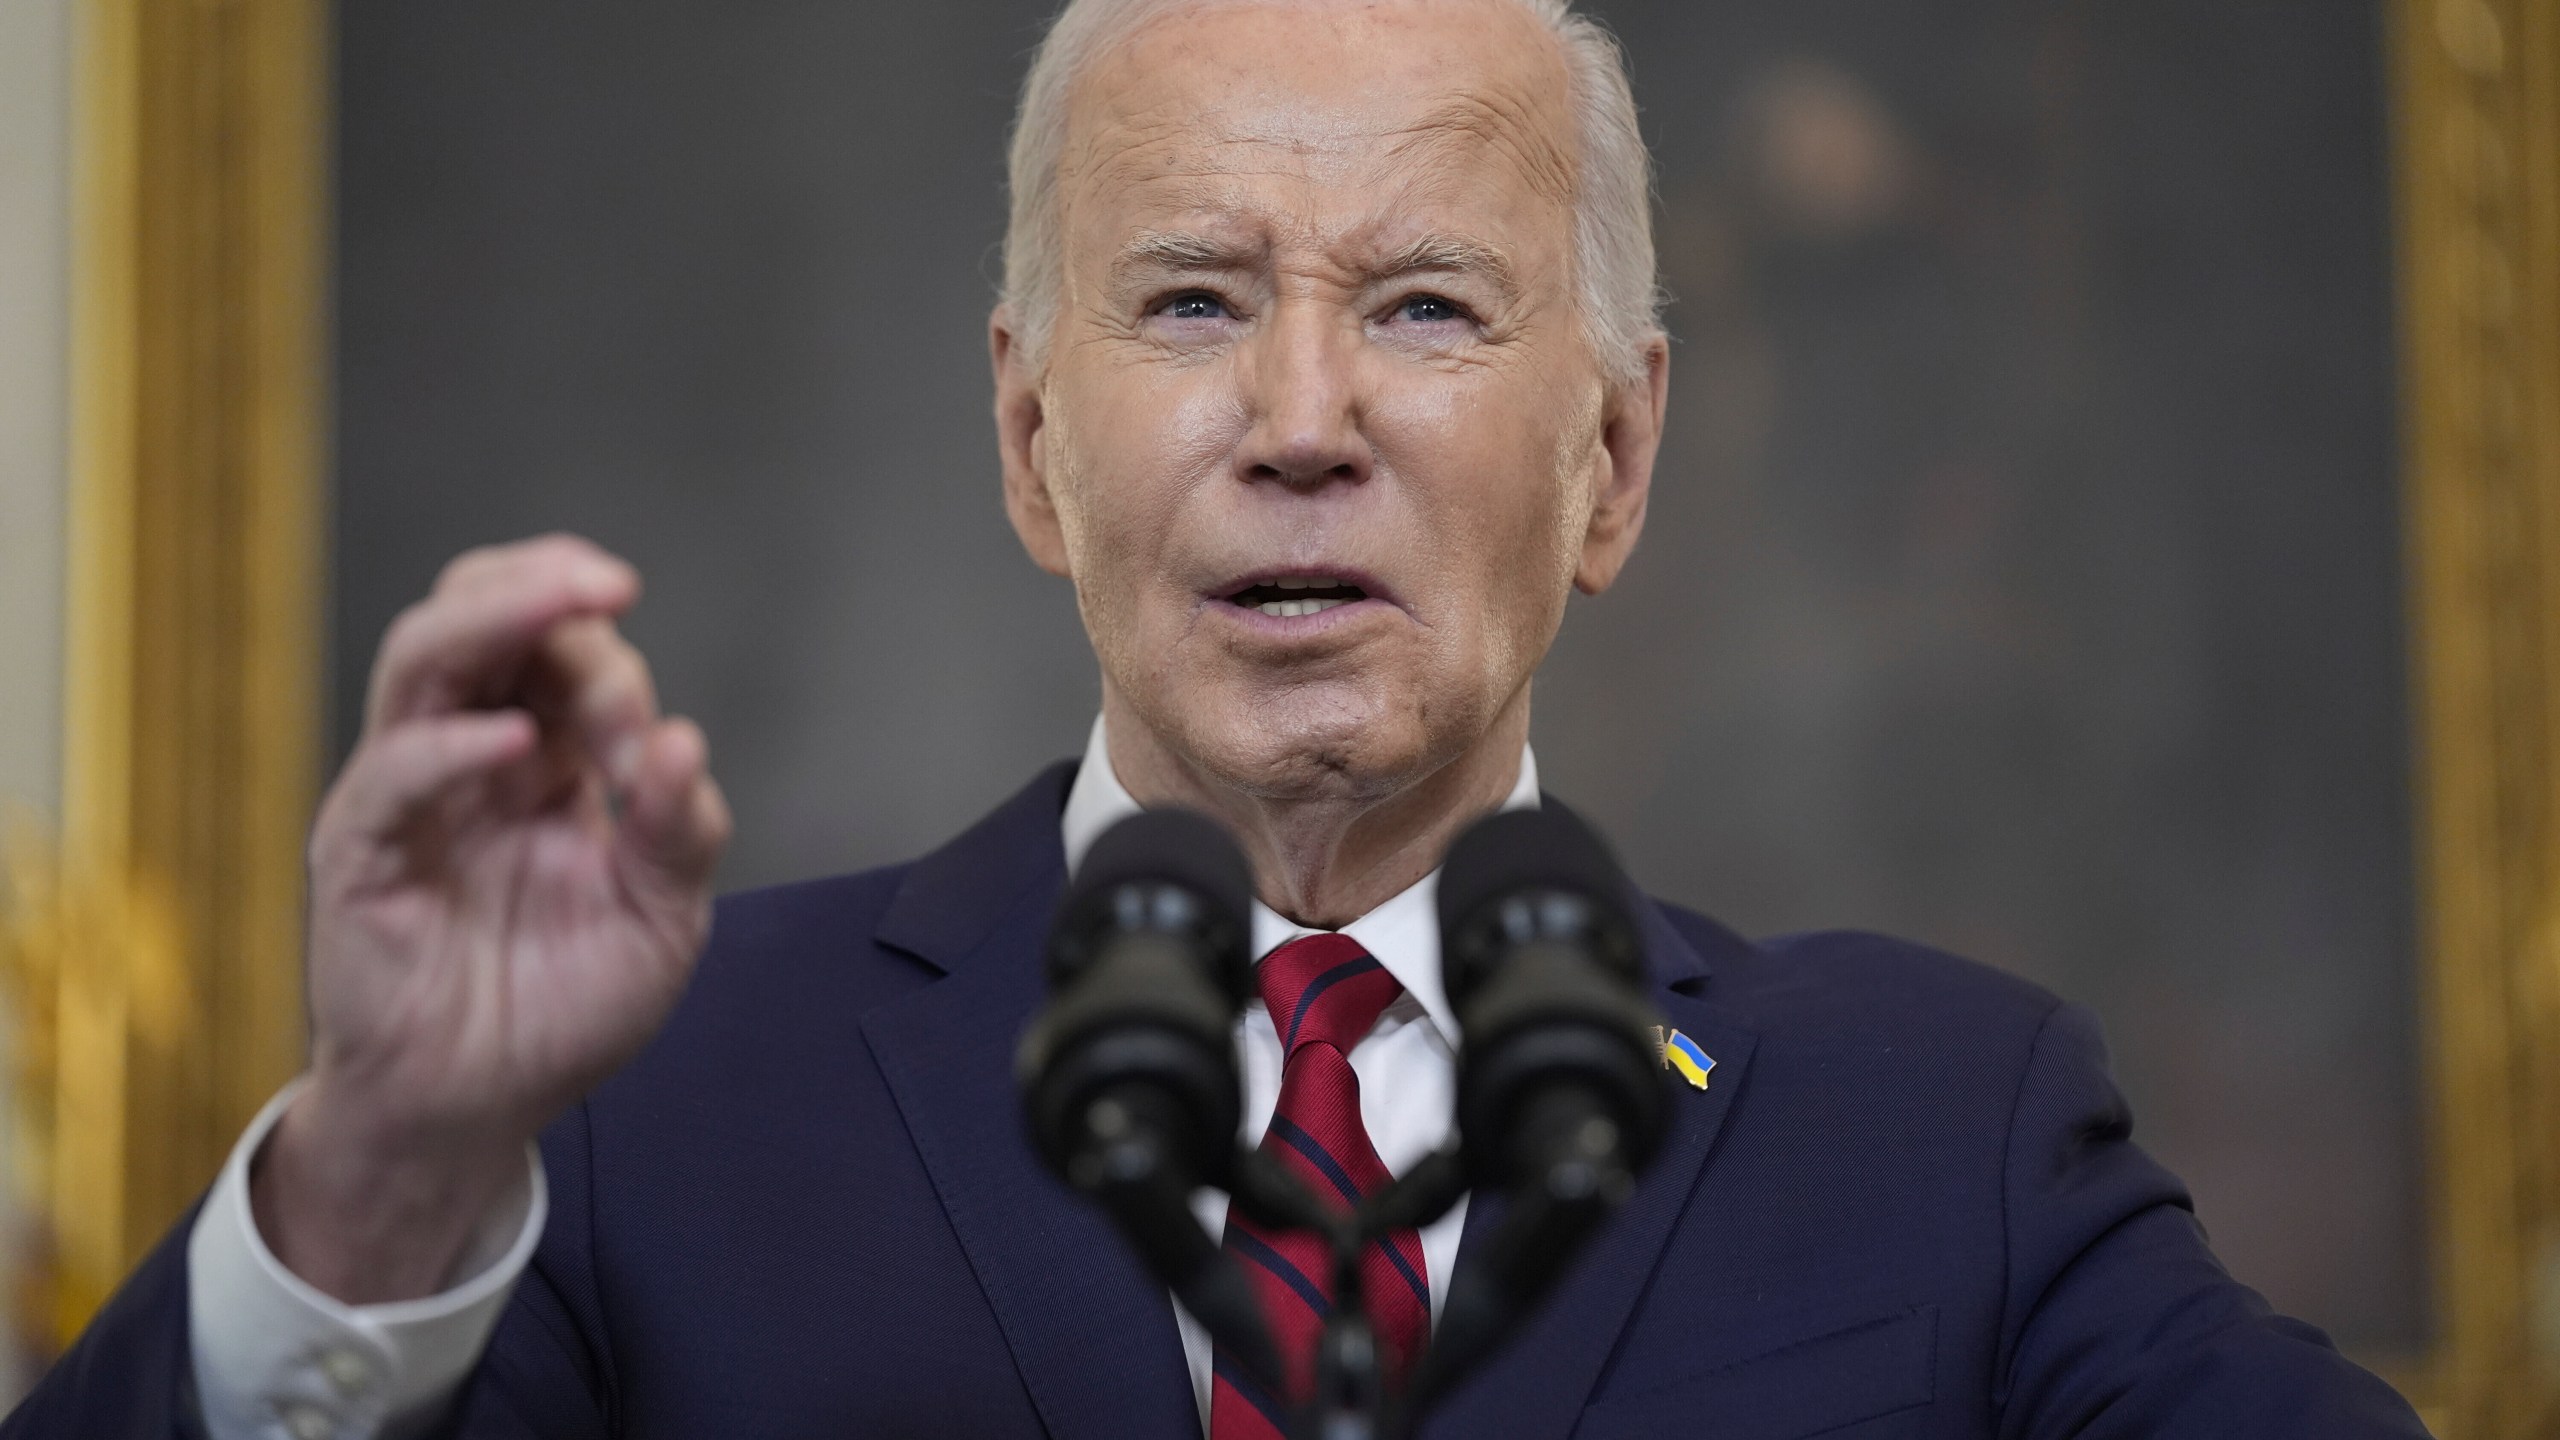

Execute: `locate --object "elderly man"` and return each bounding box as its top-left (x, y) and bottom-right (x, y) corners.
top-left (9, 0), bottom-right (2426, 1436)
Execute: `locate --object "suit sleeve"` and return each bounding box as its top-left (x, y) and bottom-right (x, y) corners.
top-left (0, 1103), bottom-right (617, 1440)
top-left (1993, 1002), bottom-right (2430, 1439)
top-left (423, 1100), bottom-right (619, 1439)
top-left (0, 1207), bottom-right (211, 1440)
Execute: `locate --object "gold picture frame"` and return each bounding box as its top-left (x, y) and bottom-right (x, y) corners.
top-left (0, 0), bottom-right (2553, 1430)
top-left (0, 0), bottom-right (325, 1346)
top-left (2393, 0), bottom-right (2560, 1432)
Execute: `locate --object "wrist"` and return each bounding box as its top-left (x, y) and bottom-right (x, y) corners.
top-left (251, 1075), bottom-right (534, 1305)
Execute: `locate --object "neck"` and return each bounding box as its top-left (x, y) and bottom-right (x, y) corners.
top-left (1100, 686), bottom-right (1532, 928)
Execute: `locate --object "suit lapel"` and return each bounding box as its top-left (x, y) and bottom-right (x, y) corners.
top-left (1423, 900), bottom-right (1760, 1440)
top-left (863, 765), bottom-right (1201, 1440)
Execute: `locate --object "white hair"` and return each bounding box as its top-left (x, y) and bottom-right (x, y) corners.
top-left (1000, 0), bottom-right (1662, 386)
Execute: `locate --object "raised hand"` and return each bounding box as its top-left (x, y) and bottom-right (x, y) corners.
top-left (254, 535), bottom-right (731, 1303)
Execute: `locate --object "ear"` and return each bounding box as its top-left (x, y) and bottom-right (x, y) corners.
top-left (992, 305), bottom-right (1072, 577)
top-left (1574, 333), bottom-right (1670, 595)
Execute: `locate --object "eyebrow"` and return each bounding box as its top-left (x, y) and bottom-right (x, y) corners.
top-left (1375, 234), bottom-right (1519, 298)
top-left (1115, 230), bottom-right (1262, 274)
top-left (1111, 229), bottom-right (1521, 301)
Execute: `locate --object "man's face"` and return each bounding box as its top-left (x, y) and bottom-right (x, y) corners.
top-left (996, 0), bottom-right (1664, 803)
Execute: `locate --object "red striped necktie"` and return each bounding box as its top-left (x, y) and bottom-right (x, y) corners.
top-left (1209, 933), bottom-right (1432, 1440)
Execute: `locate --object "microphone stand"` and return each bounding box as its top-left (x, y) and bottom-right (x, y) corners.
top-left (1058, 1070), bottom-right (1656, 1440)
top-left (1398, 1090), bottom-right (1636, 1418)
top-left (1217, 1136), bottom-right (1615, 1440)
top-left (1063, 1083), bottom-right (1285, 1394)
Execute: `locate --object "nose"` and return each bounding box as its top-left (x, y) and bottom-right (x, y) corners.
top-left (1234, 303), bottom-right (1372, 489)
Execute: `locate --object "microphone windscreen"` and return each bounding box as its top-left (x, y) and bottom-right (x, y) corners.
top-left (1435, 803), bottom-right (1634, 939)
top-left (1066, 807), bottom-right (1254, 925)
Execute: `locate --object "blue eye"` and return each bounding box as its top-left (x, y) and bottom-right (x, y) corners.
top-left (1398, 294), bottom-right (1467, 323)
top-left (1164, 292), bottom-right (1228, 320)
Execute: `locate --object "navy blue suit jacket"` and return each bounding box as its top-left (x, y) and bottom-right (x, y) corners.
top-left (9, 763), bottom-right (2428, 1438)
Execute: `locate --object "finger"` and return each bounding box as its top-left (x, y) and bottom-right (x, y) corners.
top-left (617, 717), bottom-right (731, 891)
top-left (525, 617), bottom-right (661, 790)
top-left (432, 532), bottom-right (630, 605)
top-left (367, 541), bottom-right (640, 730)
top-left (320, 710), bottom-right (539, 845)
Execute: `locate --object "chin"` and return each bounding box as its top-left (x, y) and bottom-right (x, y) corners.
top-left (1173, 677), bottom-right (1454, 804)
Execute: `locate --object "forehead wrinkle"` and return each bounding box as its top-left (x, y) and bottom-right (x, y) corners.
top-left (1057, 7), bottom-right (1582, 207)
top-left (1094, 153), bottom-right (1537, 260)
top-left (1112, 223), bottom-right (1521, 305)
top-left (1089, 126), bottom-right (1395, 207)
top-left (1387, 88), bottom-right (1577, 209)
top-left (1069, 137), bottom-right (1336, 259)
top-left (1066, 25), bottom-right (1575, 203)
top-left (1053, 4), bottom-right (1587, 322)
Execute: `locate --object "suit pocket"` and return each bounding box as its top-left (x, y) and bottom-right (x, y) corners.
top-left (1575, 1306), bottom-right (1938, 1440)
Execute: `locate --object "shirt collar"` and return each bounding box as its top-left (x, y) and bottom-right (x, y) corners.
top-left (1060, 714), bottom-right (1539, 1048)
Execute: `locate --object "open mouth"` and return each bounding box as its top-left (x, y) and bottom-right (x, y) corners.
top-left (1225, 575), bottom-right (1371, 619)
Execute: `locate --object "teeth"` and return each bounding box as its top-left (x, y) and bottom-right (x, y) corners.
top-left (1273, 576), bottom-right (1340, 591)
top-left (1255, 597), bottom-right (1351, 618)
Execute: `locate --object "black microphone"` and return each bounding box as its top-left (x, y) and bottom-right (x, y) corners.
top-left (1438, 804), bottom-right (1667, 1197)
top-left (1020, 807), bottom-right (1252, 1197)
top-left (1415, 804), bottom-right (1668, 1403)
top-left (1015, 808), bottom-right (1279, 1386)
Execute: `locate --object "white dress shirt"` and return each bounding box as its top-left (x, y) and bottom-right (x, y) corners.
top-left (188, 1086), bottom-right (545, 1440)
top-left (190, 717), bottom-right (1533, 1439)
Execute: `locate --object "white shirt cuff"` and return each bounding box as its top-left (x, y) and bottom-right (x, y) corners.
top-left (187, 1078), bottom-right (547, 1440)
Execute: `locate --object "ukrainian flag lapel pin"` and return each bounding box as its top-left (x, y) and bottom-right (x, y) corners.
top-left (1659, 1027), bottom-right (1714, 1091)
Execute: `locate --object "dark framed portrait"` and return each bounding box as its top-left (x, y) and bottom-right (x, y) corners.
top-left (331, 0), bottom-right (2425, 1360)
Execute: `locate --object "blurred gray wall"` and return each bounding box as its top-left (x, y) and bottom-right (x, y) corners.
top-left (334, 0), bottom-right (2419, 1352)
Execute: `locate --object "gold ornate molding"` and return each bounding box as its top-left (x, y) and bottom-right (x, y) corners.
top-left (0, 0), bottom-right (326, 1347)
top-left (2393, 0), bottom-right (2560, 1433)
